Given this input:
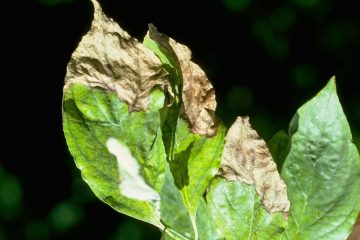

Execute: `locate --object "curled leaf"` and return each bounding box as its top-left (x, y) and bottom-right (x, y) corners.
top-left (219, 116), bottom-right (290, 214)
top-left (146, 25), bottom-right (218, 136)
top-left (64, 0), bottom-right (171, 112)
top-left (180, 61), bottom-right (218, 137)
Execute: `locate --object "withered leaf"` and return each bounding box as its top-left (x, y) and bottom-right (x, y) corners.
top-left (64, 0), bottom-right (171, 112)
top-left (219, 116), bottom-right (290, 214)
top-left (180, 61), bottom-right (218, 137)
top-left (146, 26), bottom-right (218, 137)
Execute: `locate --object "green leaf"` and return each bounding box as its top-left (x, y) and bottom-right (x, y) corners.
top-left (281, 77), bottom-right (360, 240)
top-left (63, 84), bottom-right (166, 228)
top-left (207, 178), bottom-right (287, 240)
top-left (268, 130), bottom-right (290, 170)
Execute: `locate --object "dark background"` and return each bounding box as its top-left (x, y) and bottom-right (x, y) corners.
top-left (2, 0), bottom-right (359, 239)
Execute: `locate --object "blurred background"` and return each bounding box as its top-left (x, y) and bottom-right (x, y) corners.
top-left (2, 0), bottom-right (359, 239)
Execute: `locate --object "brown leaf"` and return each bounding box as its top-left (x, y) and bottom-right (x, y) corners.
top-left (180, 61), bottom-right (218, 137)
top-left (171, 41), bottom-right (218, 137)
top-left (219, 116), bottom-right (290, 214)
top-left (146, 26), bottom-right (218, 136)
top-left (64, 0), bottom-right (171, 112)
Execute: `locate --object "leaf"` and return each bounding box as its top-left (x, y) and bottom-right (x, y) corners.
top-left (180, 60), bottom-right (218, 137)
top-left (144, 25), bottom-right (218, 137)
top-left (268, 130), bottom-right (290, 170)
top-left (144, 25), bottom-right (226, 239)
top-left (207, 178), bottom-right (287, 240)
top-left (207, 116), bottom-right (288, 239)
top-left (219, 116), bottom-right (290, 214)
top-left (281, 77), bottom-right (360, 240)
top-left (62, 0), bottom-right (173, 226)
top-left (63, 84), bottom-right (166, 228)
top-left (63, 0), bottom-right (182, 228)
top-left (64, 0), bottom-right (172, 112)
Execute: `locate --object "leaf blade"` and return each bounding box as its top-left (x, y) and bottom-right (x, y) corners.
top-left (281, 78), bottom-right (360, 239)
top-left (63, 84), bottom-right (166, 228)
